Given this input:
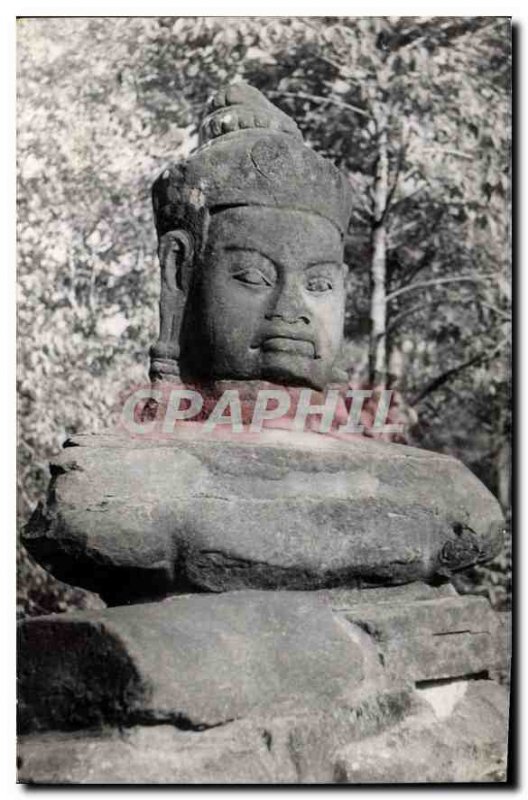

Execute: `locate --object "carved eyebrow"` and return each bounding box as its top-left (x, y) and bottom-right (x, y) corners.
top-left (223, 247), bottom-right (341, 272)
top-left (222, 245), bottom-right (280, 270)
top-left (305, 260), bottom-right (342, 269)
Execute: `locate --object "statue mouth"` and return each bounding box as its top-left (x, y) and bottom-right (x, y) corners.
top-left (260, 336), bottom-right (316, 357)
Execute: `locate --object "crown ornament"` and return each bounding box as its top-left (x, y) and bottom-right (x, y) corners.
top-left (152, 82), bottom-right (353, 239)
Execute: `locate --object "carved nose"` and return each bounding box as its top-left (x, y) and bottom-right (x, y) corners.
top-left (266, 286), bottom-right (310, 325)
top-left (265, 311), bottom-right (310, 324)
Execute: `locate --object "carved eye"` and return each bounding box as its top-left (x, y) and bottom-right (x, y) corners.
top-left (232, 268), bottom-right (274, 287)
top-left (306, 276), bottom-right (333, 293)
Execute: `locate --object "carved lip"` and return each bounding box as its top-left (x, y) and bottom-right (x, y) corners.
top-left (260, 336), bottom-right (315, 357)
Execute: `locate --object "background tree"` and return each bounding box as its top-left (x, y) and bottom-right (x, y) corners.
top-left (17, 17), bottom-right (511, 615)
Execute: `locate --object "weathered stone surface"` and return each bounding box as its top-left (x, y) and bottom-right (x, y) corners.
top-left (18, 590), bottom-right (373, 734)
top-left (17, 680), bottom-right (508, 784)
top-left (333, 680), bottom-right (509, 783)
top-left (23, 430), bottom-right (504, 603)
top-left (16, 699), bottom-right (406, 785)
top-left (18, 723), bottom-right (300, 785)
top-left (19, 585), bottom-right (508, 736)
top-left (17, 585), bottom-right (510, 783)
top-left (340, 593), bottom-right (507, 682)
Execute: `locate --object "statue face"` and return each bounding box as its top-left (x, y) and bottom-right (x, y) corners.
top-left (179, 206), bottom-right (346, 390)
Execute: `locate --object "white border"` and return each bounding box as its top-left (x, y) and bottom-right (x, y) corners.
top-left (4, 2), bottom-right (528, 16)
top-left (2, 4), bottom-right (524, 798)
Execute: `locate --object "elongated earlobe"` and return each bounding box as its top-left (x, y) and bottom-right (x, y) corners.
top-left (150, 230), bottom-right (195, 383)
top-left (158, 230), bottom-right (194, 295)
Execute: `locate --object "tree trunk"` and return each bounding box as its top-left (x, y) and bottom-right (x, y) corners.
top-left (369, 122), bottom-right (389, 386)
top-left (387, 344), bottom-right (405, 390)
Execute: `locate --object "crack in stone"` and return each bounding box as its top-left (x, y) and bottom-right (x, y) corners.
top-left (121, 710), bottom-right (237, 734)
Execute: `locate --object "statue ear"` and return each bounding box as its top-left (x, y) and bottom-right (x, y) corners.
top-left (158, 230), bottom-right (195, 295)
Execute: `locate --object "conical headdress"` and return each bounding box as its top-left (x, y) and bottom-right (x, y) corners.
top-left (152, 82), bottom-right (352, 239)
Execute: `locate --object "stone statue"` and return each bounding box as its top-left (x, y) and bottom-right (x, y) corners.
top-left (22, 82), bottom-right (504, 602)
top-left (149, 82), bottom-right (351, 391)
top-left (18, 83), bottom-right (509, 784)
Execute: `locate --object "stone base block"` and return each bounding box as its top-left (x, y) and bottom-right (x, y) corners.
top-left (18, 680), bottom-right (508, 784)
top-left (18, 584), bottom-right (510, 783)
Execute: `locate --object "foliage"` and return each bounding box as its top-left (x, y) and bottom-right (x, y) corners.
top-left (17, 17), bottom-right (511, 616)
top-left (17, 528), bottom-right (105, 618)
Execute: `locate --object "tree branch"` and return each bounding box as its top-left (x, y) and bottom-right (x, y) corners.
top-left (350, 207), bottom-right (372, 225)
top-left (480, 302), bottom-right (511, 321)
top-left (388, 184), bottom-right (428, 214)
top-left (386, 274), bottom-right (494, 304)
top-left (394, 17), bottom-right (493, 55)
top-left (384, 296), bottom-right (510, 338)
top-left (267, 90), bottom-right (371, 119)
top-left (349, 177), bottom-right (374, 218)
top-left (384, 302), bottom-right (430, 337)
top-left (387, 243), bottom-right (438, 292)
top-left (411, 339), bottom-right (508, 406)
top-left (319, 57), bottom-right (362, 87)
top-left (421, 147), bottom-right (475, 161)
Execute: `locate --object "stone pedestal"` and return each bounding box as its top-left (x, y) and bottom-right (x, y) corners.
top-left (18, 584), bottom-right (509, 783)
top-left (18, 430), bottom-right (510, 783)
top-left (23, 430), bottom-right (504, 604)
